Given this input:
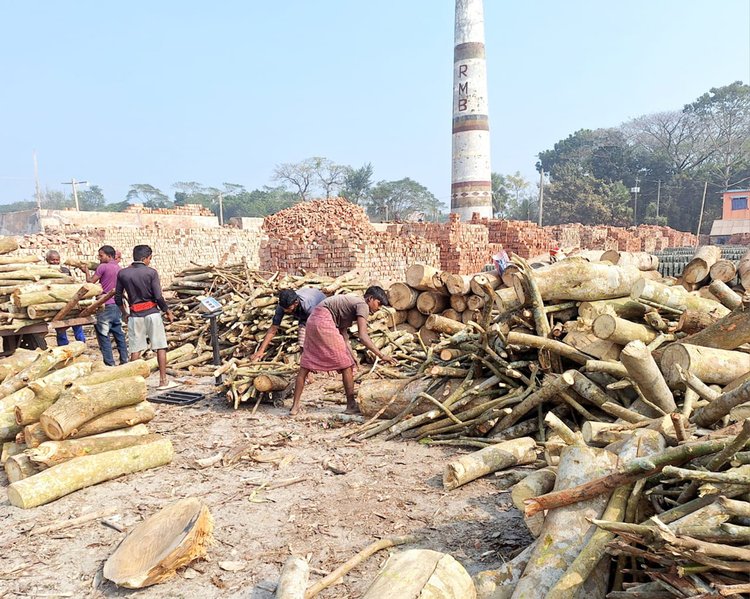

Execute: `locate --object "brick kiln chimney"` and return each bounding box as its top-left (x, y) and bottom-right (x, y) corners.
top-left (451, 0), bottom-right (492, 222)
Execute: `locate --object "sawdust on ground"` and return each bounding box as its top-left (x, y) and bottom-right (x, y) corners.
top-left (0, 371), bottom-right (532, 598)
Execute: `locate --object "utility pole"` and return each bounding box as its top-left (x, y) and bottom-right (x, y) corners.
top-left (696, 180), bottom-right (708, 246)
top-left (537, 170), bottom-right (544, 226)
top-left (656, 179), bottom-right (661, 219)
top-left (33, 151), bottom-right (41, 210)
top-left (61, 178), bottom-right (88, 211)
top-left (632, 176), bottom-right (640, 226)
top-left (217, 192), bottom-right (224, 226)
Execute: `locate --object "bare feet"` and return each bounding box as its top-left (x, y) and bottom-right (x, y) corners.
top-left (344, 402), bottom-right (360, 415)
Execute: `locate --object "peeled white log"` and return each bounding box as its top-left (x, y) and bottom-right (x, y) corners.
top-left (444, 437), bottom-right (537, 491)
top-left (362, 549), bottom-right (476, 599)
top-left (592, 314), bottom-right (657, 345)
top-left (631, 278), bottom-right (730, 316)
top-left (661, 343), bottom-right (750, 387)
top-left (8, 437), bottom-right (174, 509)
top-left (683, 245), bottom-right (722, 284)
top-left (28, 362), bottom-right (93, 402)
top-left (601, 250), bottom-right (658, 271)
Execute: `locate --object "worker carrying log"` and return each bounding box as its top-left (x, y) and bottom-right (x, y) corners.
top-left (289, 287), bottom-right (396, 416)
top-left (250, 287), bottom-right (325, 362)
top-left (115, 245), bottom-right (175, 390)
top-left (46, 250), bottom-right (86, 346)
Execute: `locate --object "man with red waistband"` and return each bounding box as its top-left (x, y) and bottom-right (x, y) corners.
top-left (115, 244), bottom-right (176, 389)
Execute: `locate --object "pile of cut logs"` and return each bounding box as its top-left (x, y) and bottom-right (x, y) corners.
top-left (165, 264), bottom-right (426, 409)
top-left (0, 238), bottom-right (104, 330)
top-left (0, 343), bottom-right (182, 509)
top-left (352, 246), bottom-right (750, 598)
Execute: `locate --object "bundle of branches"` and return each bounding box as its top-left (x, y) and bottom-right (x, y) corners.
top-left (164, 264), bottom-right (426, 409)
top-left (0, 239), bottom-right (104, 330)
top-left (0, 344), bottom-right (189, 508)
top-left (353, 251), bottom-right (750, 598)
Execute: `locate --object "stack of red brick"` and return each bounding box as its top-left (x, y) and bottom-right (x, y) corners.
top-left (124, 203), bottom-right (214, 216)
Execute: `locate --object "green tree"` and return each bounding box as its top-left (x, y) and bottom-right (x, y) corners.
top-left (340, 163), bottom-right (374, 204)
top-left (491, 172), bottom-right (511, 217)
top-left (77, 185), bottom-right (107, 211)
top-left (221, 186), bottom-right (299, 219)
top-left (366, 178), bottom-right (444, 222)
top-left (126, 184), bottom-right (171, 208)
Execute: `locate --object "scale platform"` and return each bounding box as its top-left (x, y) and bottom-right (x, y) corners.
top-left (148, 389), bottom-right (205, 406)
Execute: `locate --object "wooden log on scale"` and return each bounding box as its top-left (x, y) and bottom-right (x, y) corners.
top-left (69, 401), bottom-right (155, 438)
top-left (40, 376), bottom-right (148, 440)
top-left (512, 262), bottom-right (642, 303)
top-left (406, 264), bottom-right (446, 292)
top-left (661, 343), bottom-right (750, 387)
top-left (103, 497), bottom-right (213, 589)
top-left (710, 259), bottom-right (737, 283)
top-left (426, 314), bottom-right (468, 335)
top-left (683, 245), bottom-right (722, 284)
top-left (592, 314), bottom-right (657, 345)
top-left (362, 549), bottom-right (475, 599)
top-left (253, 374), bottom-right (289, 393)
top-left (443, 437), bottom-right (537, 491)
top-left (28, 433), bottom-right (161, 469)
top-left (601, 250), bottom-right (659, 271)
top-left (387, 283), bottom-right (419, 310)
top-left (8, 436), bottom-right (174, 509)
top-left (416, 291), bottom-right (449, 315)
top-left (444, 273), bottom-right (472, 296)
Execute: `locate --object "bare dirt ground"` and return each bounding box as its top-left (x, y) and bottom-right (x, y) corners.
top-left (0, 368), bottom-right (532, 598)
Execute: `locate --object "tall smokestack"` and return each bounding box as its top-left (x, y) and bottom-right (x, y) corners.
top-left (451, 0), bottom-right (492, 221)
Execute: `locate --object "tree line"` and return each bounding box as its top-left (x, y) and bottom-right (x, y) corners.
top-left (6, 81), bottom-right (747, 232)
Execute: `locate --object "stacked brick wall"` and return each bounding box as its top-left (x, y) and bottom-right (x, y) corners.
top-left (260, 198), bottom-right (440, 282)
top-left (15, 225), bottom-right (263, 287)
top-left (123, 203), bottom-right (215, 216)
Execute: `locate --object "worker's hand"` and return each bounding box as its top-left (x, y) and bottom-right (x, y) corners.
top-left (380, 354), bottom-right (397, 366)
top-left (166, 310), bottom-right (175, 323)
top-left (250, 351), bottom-right (265, 362)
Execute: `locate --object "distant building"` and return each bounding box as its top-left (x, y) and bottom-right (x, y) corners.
top-left (709, 189), bottom-right (750, 244)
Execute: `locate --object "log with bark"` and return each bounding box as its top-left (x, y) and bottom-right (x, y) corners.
top-left (444, 437), bottom-right (537, 491)
top-left (683, 245), bottom-right (722, 285)
top-left (28, 432), bottom-right (160, 468)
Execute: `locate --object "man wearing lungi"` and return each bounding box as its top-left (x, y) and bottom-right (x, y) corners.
top-left (289, 286), bottom-right (396, 416)
top-left (250, 287), bottom-right (325, 362)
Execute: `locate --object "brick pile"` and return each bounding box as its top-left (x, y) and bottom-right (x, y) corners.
top-left (14, 224), bottom-right (263, 287)
top-left (400, 213), bottom-right (503, 272)
top-left (124, 203), bottom-right (214, 216)
top-left (260, 198), bottom-right (440, 282)
top-left (729, 233), bottom-right (750, 245)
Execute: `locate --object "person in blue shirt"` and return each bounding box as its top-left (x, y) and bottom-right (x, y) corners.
top-left (250, 287), bottom-right (325, 362)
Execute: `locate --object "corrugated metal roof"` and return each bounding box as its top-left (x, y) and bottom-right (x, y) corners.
top-left (709, 219), bottom-right (750, 236)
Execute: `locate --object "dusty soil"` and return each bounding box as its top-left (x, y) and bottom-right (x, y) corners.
top-left (0, 371), bottom-right (532, 598)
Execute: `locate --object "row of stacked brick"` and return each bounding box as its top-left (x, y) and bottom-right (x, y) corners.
top-left (260, 198), bottom-right (440, 282)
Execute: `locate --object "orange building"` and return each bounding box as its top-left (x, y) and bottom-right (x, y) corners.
top-left (709, 189), bottom-right (750, 243)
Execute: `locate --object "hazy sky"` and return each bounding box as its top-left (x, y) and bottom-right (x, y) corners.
top-left (1, 0), bottom-right (748, 208)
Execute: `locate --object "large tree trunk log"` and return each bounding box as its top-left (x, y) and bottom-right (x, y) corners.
top-left (577, 297), bottom-right (647, 321)
top-left (631, 279), bottom-right (730, 317)
top-left (103, 497), bottom-right (212, 588)
top-left (450, 294), bottom-right (468, 312)
top-left (494, 287), bottom-right (522, 314)
top-left (620, 340), bottom-right (676, 416)
top-left (738, 248), bottom-right (750, 291)
top-left (470, 272), bottom-right (502, 297)
top-left (708, 280), bottom-right (743, 309)
top-left (512, 262), bottom-right (641, 303)
top-left (1, 410), bottom-right (21, 441)
top-left (40, 376), bottom-right (148, 440)
top-left (69, 401), bottom-right (155, 438)
top-left (592, 314), bottom-right (657, 345)
top-left (362, 549), bottom-right (476, 599)
top-left (441, 309), bottom-right (462, 322)
top-left (382, 307), bottom-right (407, 328)
top-left (8, 437), bottom-right (173, 509)
top-left (13, 283), bottom-right (102, 308)
top-left (407, 308), bottom-right (427, 329)
top-left (276, 556), bottom-right (309, 599)
top-left (416, 291), bottom-right (449, 315)
top-left (418, 327), bottom-right (440, 346)
top-left (0, 348), bottom-right (39, 381)
top-left (677, 300), bottom-right (750, 350)
top-left (356, 378), bottom-right (466, 419)
top-left (144, 343), bottom-right (195, 371)
top-left (253, 374), bottom-right (289, 392)
top-left (74, 360), bottom-right (151, 387)
top-left (601, 250), bottom-right (659, 271)
top-left (710, 259), bottom-right (737, 283)
top-left (661, 343), bottom-right (750, 387)
top-left (28, 433), bottom-right (161, 468)
top-left (683, 245), bottom-right (722, 284)
top-left (27, 362), bottom-right (93, 402)
top-left (0, 387), bottom-right (35, 415)
top-left (445, 274), bottom-right (472, 296)
top-left (387, 283), bottom-right (419, 310)
top-left (466, 295), bottom-right (486, 311)
top-left (426, 314), bottom-right (468, 335)
top-left (0, 236), bottom-right (19, 254)
top-left (511, 445), bottom-right (619, 599)
top-left (0, 342), bottom-right (86, 398)
top-left (22, 422), bottom-right (49, 448)
top-left (406, 264), bottom-right (445, 292)
top-left (443, 437), bottom-right (537, 491)
top-left (676, 308), bottom-right (721, 334)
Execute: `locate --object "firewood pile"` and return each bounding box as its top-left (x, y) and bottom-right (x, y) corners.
top-left (352, 246), bottom-right (750, 598)
top-left (164, 264), bottom-right (427, 409)
top-left (0, 343), bottom-right (184, 509)
top-left (260, 197), bottom-right (440, 281)
top-left (0, 237), bottom-right (104, 331)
